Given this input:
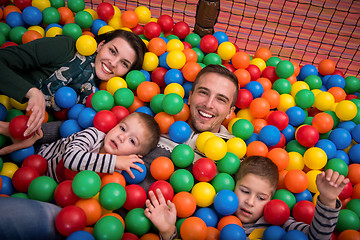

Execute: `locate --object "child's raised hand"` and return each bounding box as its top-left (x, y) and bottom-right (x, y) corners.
top-left (115, 154), bottom-right (144, 178)
top-left (316, 169), bottom-right (350, 208)
top-left (144, 189), bottom-right (177, 240)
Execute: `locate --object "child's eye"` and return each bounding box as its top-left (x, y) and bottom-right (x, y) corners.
top-left (120, 126), bottom-right (125, 131)
top-left (241, 189), bottom-right (249, 194)
top-left (258, 196), bottom-right (266, 201)
top-left (130, 138), bottom-right (135, 145)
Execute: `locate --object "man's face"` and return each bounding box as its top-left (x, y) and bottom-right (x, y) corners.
top-left (188, 72), bottom-right (236, 133)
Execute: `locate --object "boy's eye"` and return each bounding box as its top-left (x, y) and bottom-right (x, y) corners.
top-left (241, 189), bottom-right (249, 194)
top-left (130, 139), bottom-right (135, 145)
top-left (120, 126), bottom-right (125, 131)
top-left (258, 196), bottom-right (266, 201)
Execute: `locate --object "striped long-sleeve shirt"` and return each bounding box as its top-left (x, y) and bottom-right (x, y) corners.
top-left (37, 127), bottom-right (116, 182)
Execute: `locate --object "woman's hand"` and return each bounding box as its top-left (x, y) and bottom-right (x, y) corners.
top-left (24, 88), bottom-right (45, 137)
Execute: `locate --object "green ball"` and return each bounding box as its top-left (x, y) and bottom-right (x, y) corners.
top-left (336, 209), bottom-right (360, 233)
top-left (114, 88), bottom-right (134, 108)
top-left (72, 170), bottom-right (101, 199)
top-left (9, 26), bottom-right (27, 44)
top-left (295, 89), bottom-right (315, 109)
top-left (193, 47), bottom-right (204, 63)
top-left (91, 90), bottom-right (114, 111)
top-left (211, 173), bottom-right (235, 192)
top-left (42, 7), bottom-right (61, 25)
top-left (11, 192), bottom-right (29, 199)
top-left (169, 169), bottom-right (194, 193)
top-left (304, 75), bottom-right (322, 90)
top-left (272, 189), bottom-right (296, 210)
top-left (324, 158), bottom-right (349, 176)
top-left (0, 135), bottom-right (8, 149)
top-left (231, 119), bottom-right (254, 140)
top-left (166, 34), bottom-right (180, 41)
top-left (0, 33), bottom-right (5, 46)
top-left (0, 22), bottom-right (11, 39)
top-left (94, 216), bottom-right (124, 240)
top-left (150, 94), bottom-right (165, 114)
top-left (62, 23), bottom-right (83, 40)
top-left (138, 34), bottom-right (148, 41)
top-left (74, 11), bottom-right (93, 29)
top-left (125, 70), bottom-right (145, 90)
top-left (319, 130), bottom-right (332, 140)
top-left (272, 78), bottom-right (292, 94)
top-left (275, 60), bottom-right (294, 79)
top-left (171, 144), bottom-right (194, 168)
top-left (99, 183), bottom-right (126, 210)
top-left (5, 109), bottom-right (23, 122)
top-left (176, 218), bottom-right (185, 236)
top-left (67, 0), bottom-right (85, 12)
top-left (185, 33), bottom-right (201, 47)
top-left (203, 53), bottom-right (222, 65)
top-left (217, 152), bottom-right (240, 175)
top-left (346, 199), bottom-right (360, 218)
top-left (266, 56), bottom-right (281, 67)
top-left (324, 110), bottom-right (339, 129)
top-left (303, 116), bottom-right (313, 125)
top-left (0, 157), bottom-right (3, 172)
top-left (50, 0), bottom-right (65, 8)
top-left (162, 93), bottom-right (184, 115)
top-left (344, 76), bottom-right (360, 94)
top-left (125, 208), bottom-right (151, 236)
top-left (28, 176), bottom-right (57, 202)
top-left (350, 98), bottom-right (360, 109)
top-left (285, 140), bottom-right (307, 155)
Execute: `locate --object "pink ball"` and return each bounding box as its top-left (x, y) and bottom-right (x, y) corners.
top-left (157, 15), bottom-right (174, 33)
top-left (93, 110), bottom-right (117, 133)
top-left (148, 180), bottom-right (174, 202)
top-left (267, 110), bottom-right (289, 131)
top-left (55, 205), bottom-right (87, 237)
top-left (192, 158), bottom-right (217, 182)
top-left (123, 184), bottom-right (147, 211)
top-left (172, 21), bottom-right (190, 39)
top-left (12, 166), bottom-right (39, 192)
top-left (22, 154), bottom-right (48, 175)
top-left (292, 200), bottom-right (315, 225)
top-left (97, 2), bottom-right (114, 21)
top-left (246, 64), bottom-right (262, 81)
top-left (110, 106), bottom-right (129, 123)
top-left (144, 22), bottom-right (162, 39)
top-left (235, 89), bottom-right (253, 109)
top-left (296, 125), bottom-right (319, 147)
top-left (200, 35), bottom-right (218, 53)
top-left (54, 180), bottom-right (80, 207)
top-left (264, 199), bottom-right (290, 225)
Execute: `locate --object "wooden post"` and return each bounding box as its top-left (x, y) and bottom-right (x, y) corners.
top-left (194, 0), bottom-right (220, 37)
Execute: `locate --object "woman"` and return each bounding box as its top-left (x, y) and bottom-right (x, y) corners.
top-left (0, 30), bottom-right (147, 138)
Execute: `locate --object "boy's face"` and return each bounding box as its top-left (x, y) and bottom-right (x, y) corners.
top-left (103, 114), bottom-right (149, 156)
top-left (234, 173), bottom-right (274, 224)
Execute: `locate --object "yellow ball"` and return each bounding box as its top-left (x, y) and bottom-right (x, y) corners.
top-left (108, 17), bottom-right (123, 30)
top-left (166, 50), bottom-right (186, 69)
top-left (45, 27), bottom-right (62, 37)
top-left (0, 95), bottom-right (11, 110)
top-left (191, 182), bottom-right (216, 207)
top-left (236, 109), bottom-right (254, 122)
top-left (196, 132), bottom-right (216, 153)
top-left (28, 26), bottom-right (45, 37)
top-left (166, 39), bottom-right (184, 52)
top-left (164, 83), bottom-right (184, 98)
top-left (249, 57), bottom-right (266, 72)
top-left (113, 6), bottom-right (121, 18)
top-left (203, 136), bottom-right (227, 160)
top-left (312, 192), bottom-right (320, 204)
top-left (0, 162), bottom-right (19, 178)
top-left (303, 147), bottom-right (327, 170)
top-left (149, 17), bottom-right (157, 23)
top-left (290, 81), bottom-right (310, 97)
top-left (135, 6), bottom-right (151, 24)
top-left (10, 98), bottom-right (27, 110)
top-left (286, 151), bottom-right (304, 171)
top-left (76, 35), bottom-right (97, 56)
top-left (142, 52), bottom-right (159, 71)
top-left (32, 0), bottom-right (51, 11)
top-left (217, 42), bottom-right (236, 61)
top-left (106, 77), bottom-right (127, 95)
top-left (227, 137), bottom-right (247, 159)
top-left (227, 117), bottom-right (241, 134)
top-left (277, 94), bottom-right (296, 112)
top-left (84, 8), bottom-right (99, 20)
top-left (307, 170), bottom-right (321, 193)
top-left (314, 91), bottom-right (335, 111)
top-left (335, 100), bottom-right (357, 121)
top-left (98, 25), bottom-right (115, 35)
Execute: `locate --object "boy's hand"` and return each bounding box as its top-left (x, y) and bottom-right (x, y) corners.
top-left (144, 189), bottom-right (177, 240)
top-left (115, 154), bottom-right (144, 179)
top-left (317, 169), bottom-right (350, 208)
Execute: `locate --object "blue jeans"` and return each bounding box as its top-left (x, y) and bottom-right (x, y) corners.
top-left (0, 197), bottom-right (63, 240)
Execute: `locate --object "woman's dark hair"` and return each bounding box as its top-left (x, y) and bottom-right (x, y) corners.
top-left (95, 30), bottom-right (147, 70)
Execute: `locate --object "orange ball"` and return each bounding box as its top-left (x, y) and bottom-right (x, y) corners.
top-left (183, 48), bottom-right (198, 62)
top-left (98, 81), bottom-right (107, 90)
top-left (22, 30), bottom-right (42, 44)
top-left (234, 68), bottom-right (251, 88)
top-left (318, 59), bottom-right (335, 76)
top-left (173, 103), bottom-right (190, 122)
top-left (206, 227), bottom-right (220, 240)
top-left (101, 212), bottom-right (125, 228)
top-left (251, 118), bottom-right (267, 134)
top-left (148, 37), bottom-right (167, 56)
top-left (249, 98), bottom-right (270, 119)
top-left (337, 229), bottom-right (360, 240)
top-left (222, 111), bottom-right (236, 129)
top-left (348, 164), bottom-right (360, 185)
top-left (267, 148), bottom-right (289, 171)
top-left (180, 217), bottom-right (207, 240)
top-left (217, 215), bottom-right (242, 232)
top-left (154, 112), bottom-right (175, 134)
top-left (58, 7), bottom-right (74, 25)
top-left (101, 172), bottom-right (126, 189)
top-left (128, 96), bottom-right (145, 113)
top-left (26, 110), bottom-right (49, 123)
top-left (172, 192), bottom-right (197, 218)
top-left (75, 198), bottom-right (102, 226)
top-left (3, 5), bottom-right (21, 19)
top-left (137, 81), bottom-right (161, 102)
top-left (82, 31), bottom-right (95, 38)
top-left (284, 169), bottom-right (309, 193)
top-left (277, 169), bottom-right (288, 190)
top-left (254, 47), bottom-right (272, 61)
top-left (231, 51), bottom-right (250, 69)
top-left (312, 112), bottom-right (334, 134)
top-left (261, 89), bottom-right (280, 109)
top-left (182, 62), bottom-right (202, 82)
top-left (327, 86), bottom-right (346, 102)
top-left (246, 141), bottom-right (268, 157)
top-left (292, 61), bottom-right (300, 77)
top-left (121, 10), bottom-right (139, 28)
top-left (287, 75), bottom-right (297, 85)
top-left (150, 156), bottom-right (174, 180)
top-left (0, 8), bottom-right (3, 21)
top-left (256, 77), bottom-right (272, 91)
top-left (352, 183), bottom-right (360, 199)
top-left (140, 233), bottom-right (160, 240)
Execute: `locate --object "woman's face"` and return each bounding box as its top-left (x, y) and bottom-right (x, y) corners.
top-left (95, 37), bottom-right (137, 81)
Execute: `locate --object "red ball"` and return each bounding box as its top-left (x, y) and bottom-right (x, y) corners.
top-left (131, 24), bottom-right (144, 35)
top-left (97, 2), bottom-right (114, 21)
top-left (9, 115), bottom-right (33, 140)
top-left (268, 133), bottom-right (286, 150)
top-left (13, 0), bottom-right (31, 10)
top-left (148, 180), bottom-right (174, 202)
top-left (223, 63), bottom-right (236, 73)
top-left (93, 110), bottom-right (118, 133)
top-left (121, 233), bottom-right (139, 240)
top-left (261, 66), bottom-right (278, 83)
top-left (110, 105), bottom-right (129, 123)
top-left (150, 67), bottom-right (167, 88)
top-left (53, 108), bottom-right (69, 121)
top-left (182, 41), bottom-right (192, 49)
top-left (54, 180), bottom-right (80, 207)
top-left (85, 93), bottom-right (94, 108)
top-left (157, 14), bottom-right (174, 33)
top-left (22, 154), bottom-right (48, 175)
top-left (235, 89), bottom-right (253, 109)
top-left (267, 110), bottom-right (289, 131)
top-left (292, 200), bottom-right (315, 225)
top-left (263, 199), bottom-right (290, 225)
top-left (296, 125), bottom-right (319, 147)
top-left (1, 41), bottom-right (18, 48)
top-left (200, 35), bottom-right (218, 53)
top-left (144, 22), bottom-right (162, 39)
top-left (246, 64), bottom-right (262, 81)
top-left (338, 181), bottom-right (353, 200)
top-left (192, 158), bottom-right (217, 182)
top-left (172, 21), bottom-right (190, 39)
top-left (55, 205), bottom-right (87, 237)
top-left (12, 166), bottom-right (39, 192)
top-left (123, 184), bottom-right (147, 211)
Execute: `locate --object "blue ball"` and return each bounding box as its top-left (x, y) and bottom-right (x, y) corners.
top-left (294, 189), bottom-right (313, 202)
top-left (68, 104), bottom-right (86, 120)
top-left (351, 124), bottom-right (360, 144)
top-left (66, 230), bottom-right (95, 240)
top-left (282, 230), bottom-right (308, 240)
top-left (335, 150), bottom-right (350, 165)
top-left (329, 128), bottom-right (352, 150)
top-left (213, 189), bottom-right (239, 216)
top-left (298, 64), bottom-right (318, 81)
top-left (9, 146), bottom-right (35, 165)
top-left (0, 175), bottom-right (14, 196)
top-left (122, 162), bottom-right (147, 184)
top-left (244, 81), bottom-right (264, 99)
top-left (263, 225), bottom-right (286, 240)
top-left (45, 23), bottom-right (63, 32)
top-left (90, 19), bottom-right (107, 36)
top-left (281, 124), bottom-right (296, 143)
top-left (259, 125), bottom-right (281, 147)
top-left (164, 69), bottom-right (184, 85)
top-left (286, 106), bottom-right (305, 127)
top-left (22, 6), bottom-right (43, 25)
top-left (245, 133), bottom-right (259, 145)
top-left (0, 103), bottom-right (7, 121)
top-left (194, 207), bottom-right (218, 228)
top-left (60, 119), bottom-right (83, 138)
top-left (6, 12), bottom-right (25, 28)
top-left (213, 31), bottom-right (229, 45)
top-left (338, 121), bottom-right (356, 132)
top-left (326, 74), bottom-right (345, 89)
top-left (315, 139), bottom-right (337, 159)
top-left (182, 81), bottom-right (193, 99)
top-left (135, 106), bottom-right (154, 117)
top-left (54, 87), bottom-right (77, 109)
top-left (349, 144), bottom-right (360, 164)
top-left (168, 121), bottom-right (191, 143)
top-left (321, 75), bottom-right (331, 86)
top-left (77, 107), bottom-right (96, 128)
top-left (159, 52), bottom-right (170, 69)
top-left (140, 70), bottom-right (151, 82)
top-left (219, 224), bottom-right (246, 240)
top-left (160, 36), bottom-right (169, 43)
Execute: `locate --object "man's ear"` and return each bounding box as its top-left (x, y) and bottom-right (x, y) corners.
top-left (96, 40), bottom-right (105, 52)
top-left (225, 105), bottom-right (236, 119)
top-left (188, 90), bottom-right (193, 105)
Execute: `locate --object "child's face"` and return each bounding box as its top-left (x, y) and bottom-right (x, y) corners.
top-left (103, 115), bottom-right (149, 156)
top-left (234, 173), bottom-right (274, 224)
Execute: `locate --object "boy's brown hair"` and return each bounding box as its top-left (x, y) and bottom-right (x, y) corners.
top-left (235, 156), bottom-right (279, 195)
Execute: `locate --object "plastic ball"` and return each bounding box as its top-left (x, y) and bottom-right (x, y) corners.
top-left (213, 189), bottom-right (239, 216)
top-left (200, 34), bottom-right (218, 53)
top-left (162, 93), bottom-right (184, 115)
top-left (192, 158), bottom-right (216, 182)
top-left (28, 176), bottom-right (57, 202)
top-left (22, 154), bottom-right (47, 175)
top-left (203, 136), bottom-right (227, 160)
top-left (9, 146), bottom-right (35, 165)
top-left (154, 112), bottom-right (175, 134)
top-left (99, 182), bottom-right (126, 210)
top-left (231, 51), bottom-right (250, 69)
top-left (337, 230), bottom-right (360, 240)
top-left (75, 198), bottom-right (102, 226)
top-left (97, 2), bottom-right (114, 21)
top-left (312, 112), bottom-right (334, 134)
top-left (282, 230), bottom-right (308, 240)
top-left (258, 125), bottom-right (281, 147)
top-left (325, 158), bottom-right (348, 176)
top-left (267, 110), bottom-right (289, 131)
top-left (263, 225), bottom-right (286, 240)
top-left (349, 145), bottom-right (360, 164)
top-left (226, 137), bottom-right (247, 159)
top-left (263, 199), bottom-right (290, 225)
top-left (191, 182), bottom-right (216, 207)
top-left (275, 60), bottom-right (294, 79)
top-left (8, 115), bottom-right (31, 140)
top-left (54, 86), bottom-right (77, 109)
top-left (235, 88), bottom-right (253, 109)
top-left (62, 23), bottom-right (82, 40)
top-left (77, 107), bottom-right (96, 128)
top-left (67, 0), bottom-right (84, 12)
top-left (284, 169), bottom-right (309, 193)
top-left (286, 106), bottom-right (306, 127)
top-left (231, 118), bottom-right (254, 140)
top-left (68, 104), bottom-right (86, 120)
top-left (90, 19), bottom-right (107, 36)
top-left (169, 169), bottom-right (194, 193)
top-left (55, 205), bottom-right (87, 237)
top-left (72, 170), bottom-right (101, 199)
top-left (122, 162), bottom-right (147, 184)
top-left (122, 184), bottom-right (147, 211)
top-left (142, 52), bottom-right (159, 72)
top-left (148, 180), bottom-right (174, 202)
top-left (335, 100), bottom-right (357, 121)
top-left (166, 50), bottom-right (186, 69)
top-left (336, 209), bottom-right (360, 233)
top-left (168, 120), bottom-right (191, 143)
top-left (180, 217), bottom-right (207, 240)
top-left (74, 10), bottom-right (93, 29)
top-left (296, 125), bottom-right (319, 147)
top-left (329, 128), bottom-right (352, 150)
top-left (294, 89), bottom-right (315, 109)
top-left (249, 97), bottom-right (270, 119)
top-left (144, 21), bottom-right (161, 39)
top-left (244, 81), bottom-right (264, 99)
top-left (150, 156), bottom-right (174, 181)
top-left (298, 64), bottom-right (318, 81)
top-left (54, 180), bottom-right (80, 207)
top-left (172, 21), bottom-right (190, 39)
top-left (12, 166), bottom-right (39, 192)
top-left (303, 147), bottom-right (327, 170)
top-left (172, 191), bottom-right (197, 218)
top-left (156, 14), bottom-right (174, 33)
top-left (76, 35), bottom-right (96, 56)
top-left (217, 41), bottom-right (236, 61)
top-left (0, 175), bottom-right (14, 196)
top-left (94, 215), bottom-right (124, 240)
top-left (113, 87), bottom-right (134, 108)
top-left (66, 230), bottom-right (95, 240)
top-left (91, 90), bottom-right (114, 111)
top-left (217, 152), bottom-right (240, 175)
top-left (21, 30), bottom-right (43, 44)
top-left (344, 76), bottom-right (360, 94)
